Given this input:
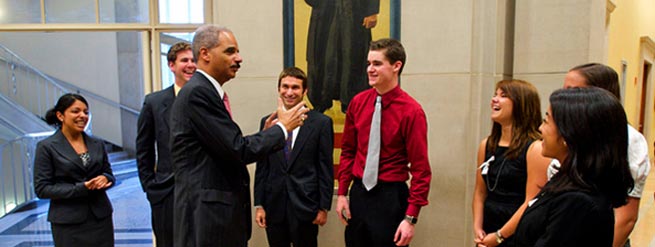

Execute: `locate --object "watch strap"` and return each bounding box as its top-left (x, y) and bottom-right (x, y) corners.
top-left (404, 215), bottom-right (417, 224)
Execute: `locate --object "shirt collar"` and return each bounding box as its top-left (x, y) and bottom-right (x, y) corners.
top-left (378, 85), bottom-right (402, 108)
top-left (196, 69), bottom-right (225, 99)
top-left (173, 83), bottom-right (182, 97)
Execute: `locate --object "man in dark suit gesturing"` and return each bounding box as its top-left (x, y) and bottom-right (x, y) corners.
top-left (169, 25), bottom-right (309, 247)
top-left (254, 67), bottom-right (334, 247)
top-left (136, 42), bottom-right (195, 247)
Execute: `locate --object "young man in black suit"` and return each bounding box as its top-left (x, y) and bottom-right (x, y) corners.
top-left (136, 42), bottom-right (196, 247)
top-left (169, 25), bottom-right (309, 247)
top-left (254, 67), bottom-right (334, 247)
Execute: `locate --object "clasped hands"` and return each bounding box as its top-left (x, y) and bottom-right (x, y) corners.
top-left (84, 175), bottom-right (112, 190)
top-left (264, 98), bottom-right (309, 132)
top-left (474, 229), bottom-right (500, 247)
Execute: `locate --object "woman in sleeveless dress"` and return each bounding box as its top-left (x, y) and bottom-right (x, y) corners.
top-left (472, 80), bottom-right (550, 247)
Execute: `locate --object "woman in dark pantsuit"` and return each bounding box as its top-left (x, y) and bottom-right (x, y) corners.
top-left (34, 93), bottom-right (115, 247)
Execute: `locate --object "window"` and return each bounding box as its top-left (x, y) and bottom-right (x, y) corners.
top-left (99, 0), bottom-right (149, 23)
top-left (159, 0), bottom-right (204, 24)
top-left (0, 0), bottom-right (41, 24)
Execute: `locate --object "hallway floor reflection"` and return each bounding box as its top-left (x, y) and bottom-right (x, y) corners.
top-left (0, 170), bottom-right (153, 247)
top-left (630, 167), bottom-right (655, 247)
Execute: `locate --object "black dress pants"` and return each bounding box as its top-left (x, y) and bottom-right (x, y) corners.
top-left (345, 179), bottom-right (409, 247)
top-left (265, 202), bottom-right (319, 247)
top-left (151, 192), bottom-right (174, 247)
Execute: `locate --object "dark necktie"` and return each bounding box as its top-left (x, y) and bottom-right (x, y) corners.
top-left (284, 131), bottom-right (293, 161)
top-left (363, 95), bottom-right (381, 190)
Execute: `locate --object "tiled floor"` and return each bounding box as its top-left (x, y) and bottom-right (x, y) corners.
top-left (630, 169), bottom-right (655, 247)
top-left (0, 174), bottom-right (153, 247)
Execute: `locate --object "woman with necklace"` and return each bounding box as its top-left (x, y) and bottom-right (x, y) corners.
top-left (472, 80), bottom-right (550, 247)
top-left (34, 93), bottom-right (115, 246)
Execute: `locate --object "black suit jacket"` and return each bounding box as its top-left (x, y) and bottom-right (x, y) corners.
top-left (513, 190), bottom-right (614, 247)
top-left (136, 86), bottom-right (175, 204)
top-left (169, 72), bottom-right (285, 247)
top-left (33, 130), bottom-right (115, 224)
top-left (254, 110), bottom-right (334, 223)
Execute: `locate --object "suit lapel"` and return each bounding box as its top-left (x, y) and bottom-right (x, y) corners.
top-left (522, 192), bottom-right (549, 215)
top-left (195, 72), bottom-right (228, 115)
top-left (160, 87), bottom-right (176, 130)
top-left (51, 130), bottom-right (86, 170)
top-left (85, 134), bottom-right (104, 170)
top-left (286, 117), bottom-right (315, 170)
top-left (275, 149), bottom-right (287, 169)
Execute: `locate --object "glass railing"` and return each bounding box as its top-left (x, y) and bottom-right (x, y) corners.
top-left (0, 131), bottom-right (52, 217)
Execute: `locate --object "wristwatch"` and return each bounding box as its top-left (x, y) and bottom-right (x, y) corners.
top-left (404, 215), bottom-right (417, 225)
top-left (495, 230), bottom-right (505, 244)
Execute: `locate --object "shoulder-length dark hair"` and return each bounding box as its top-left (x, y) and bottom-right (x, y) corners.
top-left (486, 79), bottom-right (542, 160)
top-left (44, 93), bottom-right (88, 127)
top-left (542, 87), bottom-right (633, 208)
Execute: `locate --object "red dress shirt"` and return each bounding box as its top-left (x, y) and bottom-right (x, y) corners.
top-left (338, 86), bottom-right (431, 217)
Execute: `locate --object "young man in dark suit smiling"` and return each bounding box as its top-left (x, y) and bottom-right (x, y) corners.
top-left (254, 67), bottom-right (334, 247)
top-left (136, 42), bottom-right (196, 247)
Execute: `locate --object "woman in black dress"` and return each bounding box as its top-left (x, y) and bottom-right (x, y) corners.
top-left (513, 87), bottom-right (633, 246)
top-left (473, 80), bottom-right (550, 247)
top-left (34, 93), bottom-right (115, 246)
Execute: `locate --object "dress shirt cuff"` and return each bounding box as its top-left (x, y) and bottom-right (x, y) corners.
top-left (275, 122), bottom-right (288, 139)
top-left (254, 205), bottom-right (263, 209)
top-left (405, 204), bottom-right (421, 217)
top-left (337, 181), bottom-right (351, 196)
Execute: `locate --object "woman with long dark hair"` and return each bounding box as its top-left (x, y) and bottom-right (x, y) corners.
top-left (562, 63), bottom-right (650, 247)
top-left (473, 80), bottom-right (550, 247)
top-left (513, 87), bottom-right (634, 246)
top-left (34, 93), bottom-right (115, 246)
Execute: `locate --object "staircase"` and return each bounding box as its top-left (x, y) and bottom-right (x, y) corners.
top-left (0, 43), bottom-right (139, 218)
top-left (108, 150), bottom-right (138, 182)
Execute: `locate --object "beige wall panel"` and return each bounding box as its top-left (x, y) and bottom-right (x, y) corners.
top-left (472, 0), bottom-right (515, 77)
top-left (222, 77), bottom-right (279, 134)
top-left (403, 74), bottom-right (474, 246)
top-left (402, 0), bottom-right (473, 74)
top-left (514, 0), bottom-right (602, 74)
top-left (513, 73), bottom-right (567, 113)
top-left (213, 0), bottom-right (284, 78)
